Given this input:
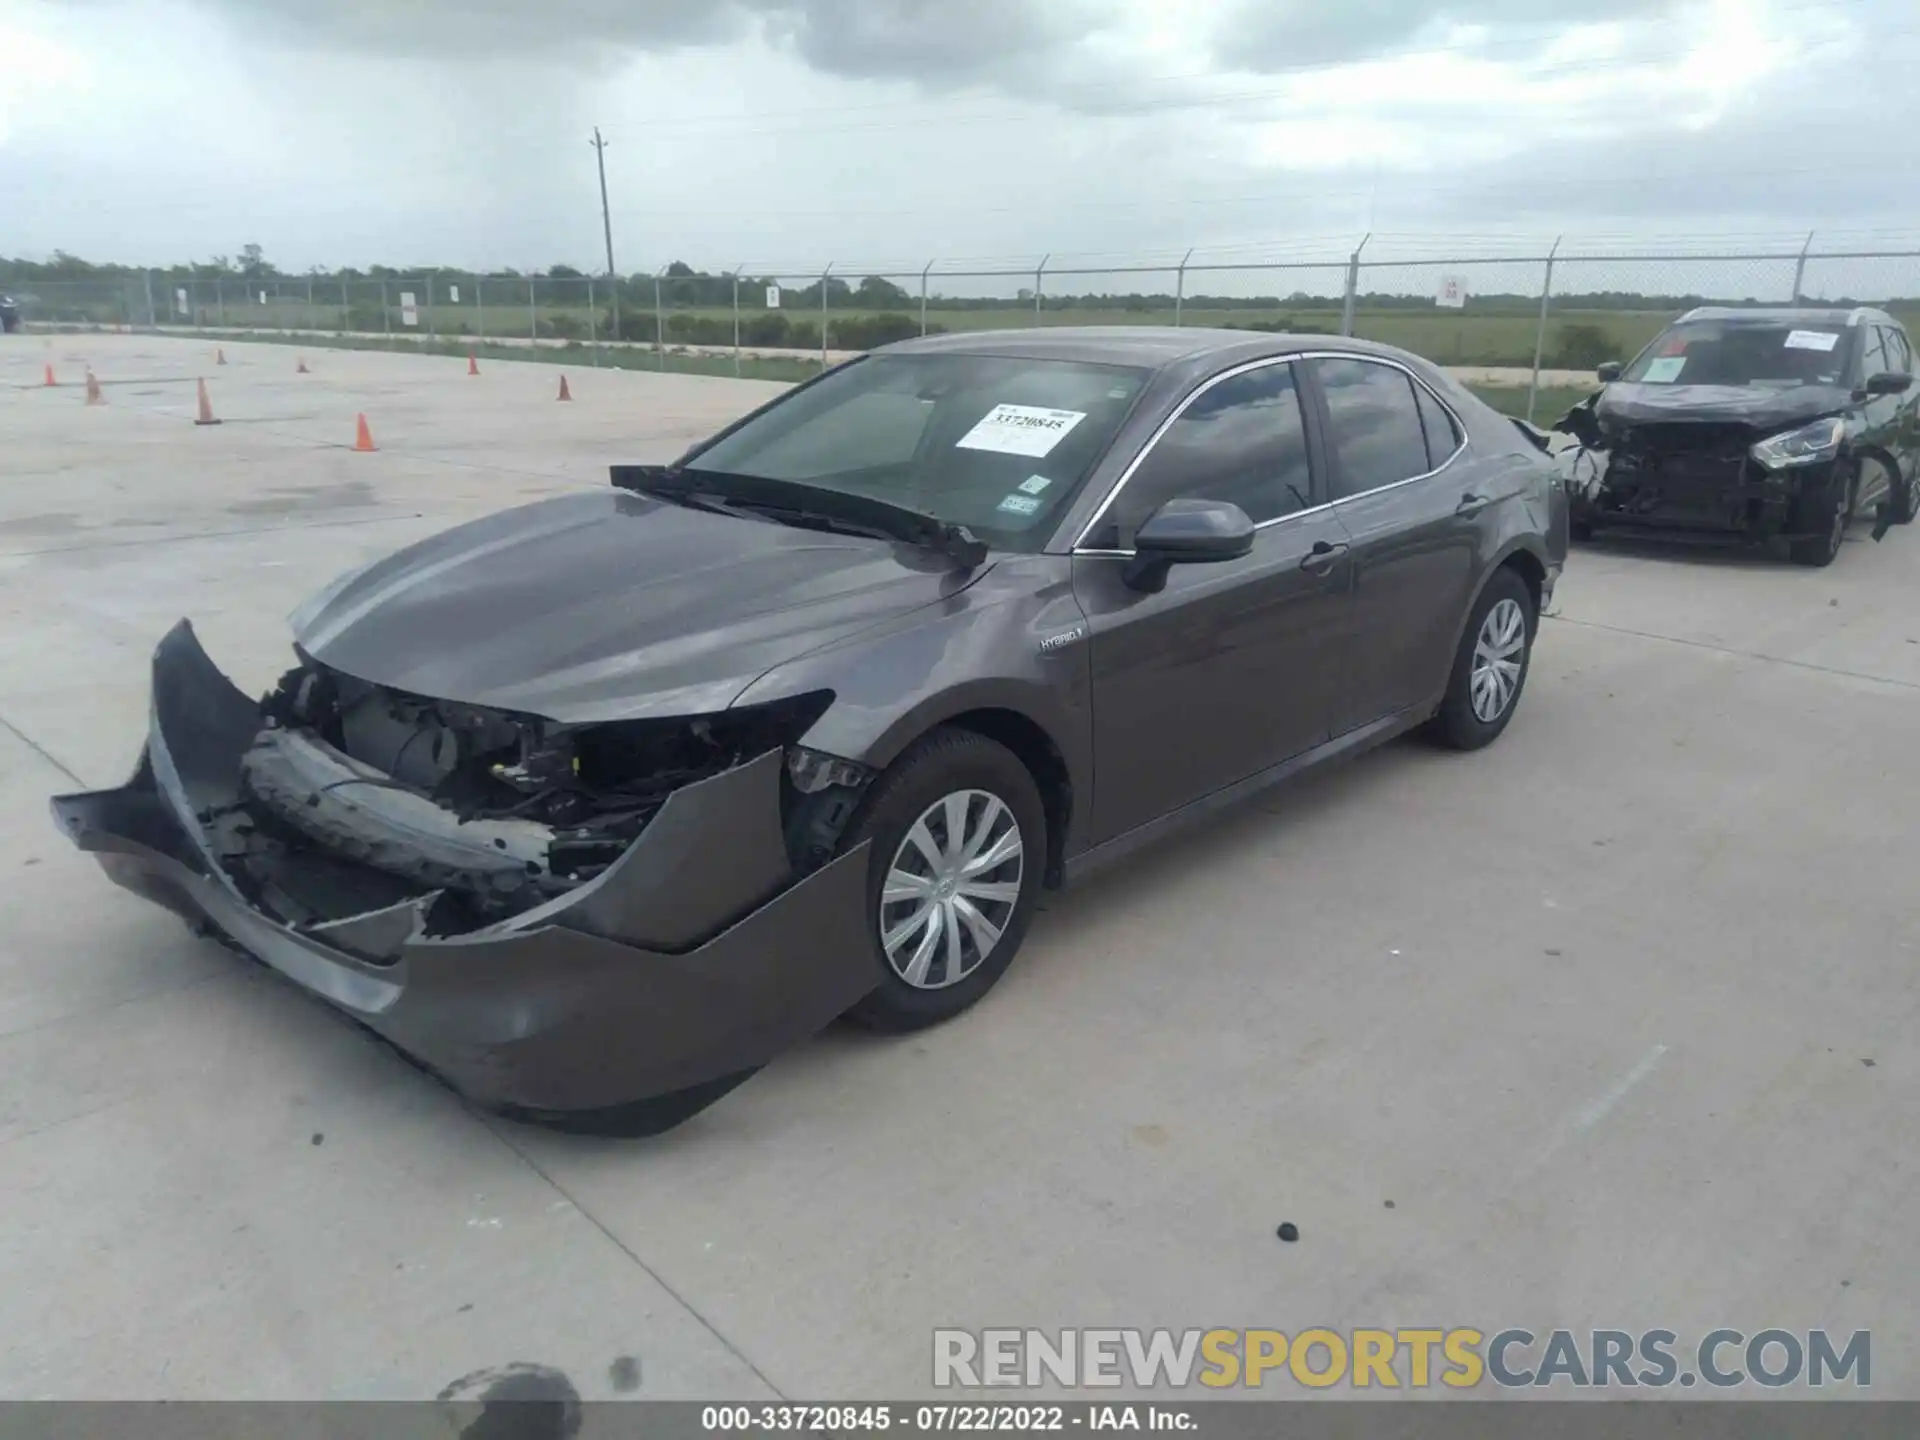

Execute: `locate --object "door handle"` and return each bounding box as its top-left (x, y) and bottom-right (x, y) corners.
top-left (1299, 539), bottom-right (1349, 575)
top-left (1456, 491), bottom-right (1492, 516)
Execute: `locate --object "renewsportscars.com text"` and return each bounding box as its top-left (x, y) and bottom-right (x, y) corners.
top-left (932, 1328), bottom-right (1871, 1391)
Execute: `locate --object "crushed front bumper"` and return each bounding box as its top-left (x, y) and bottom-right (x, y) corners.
top-left (1571, 457), bottom-right (1808, 540)
top-left (50, 621), bottom-right (878, 1134)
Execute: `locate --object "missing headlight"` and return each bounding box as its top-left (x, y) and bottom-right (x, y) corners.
top-left (787, 746), bottom-right (872, 795)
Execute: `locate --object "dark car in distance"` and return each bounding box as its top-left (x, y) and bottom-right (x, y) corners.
top-left (53, 328), bottom-right (1569, 1133)
top-left (1557, 306), bottom-right (1919, 565)
top-left (0, 295), bottom-right (20, 333)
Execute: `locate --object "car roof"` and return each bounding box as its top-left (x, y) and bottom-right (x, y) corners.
top-left (1676, 305), bottom-right (1898, 327)
top-left (878, 325), bottom-right (1414, 372)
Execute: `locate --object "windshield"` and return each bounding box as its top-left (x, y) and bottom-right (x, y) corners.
top-left (1622, 319), bottom-right (1853, 389)
top-left (684, 353), bottom-right (1150, 551)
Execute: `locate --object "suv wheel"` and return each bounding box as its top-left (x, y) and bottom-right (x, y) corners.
top-left (1426, 567), bottom-right (1536, 752)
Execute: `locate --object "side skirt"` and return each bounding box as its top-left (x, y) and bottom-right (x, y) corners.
top-left (1061, 703), bottom-right (1435, 888)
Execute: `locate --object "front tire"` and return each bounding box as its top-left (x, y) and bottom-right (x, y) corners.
top-left (1891, 461), bottom-right (1919, 526)
top-left (1426, 567), bottom-right (1536, 752)
top-left (839, 728), bottom-right (1046, 1033)
top-left (1789, 467), bottom-right (1854, 567)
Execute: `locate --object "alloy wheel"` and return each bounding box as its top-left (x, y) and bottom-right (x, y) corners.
top-left (1470, 597), bottom-right (1527, 723)
top-left (879, 789), bottom-right (1024, 990)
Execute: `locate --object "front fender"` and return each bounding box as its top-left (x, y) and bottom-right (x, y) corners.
top-left (729, 555), bottom-right (1095, 853)
top-left (1851, 443), bottom-right (1912, 540)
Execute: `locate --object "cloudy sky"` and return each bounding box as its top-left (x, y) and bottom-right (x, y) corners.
top-left (2, 0), bottom-right (1915, 276)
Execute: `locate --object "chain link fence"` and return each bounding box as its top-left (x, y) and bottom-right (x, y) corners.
top-left (13, 239), bottom-right (1920, 418)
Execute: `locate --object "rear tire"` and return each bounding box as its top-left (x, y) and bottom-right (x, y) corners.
top-left (1789, 467), bottom-right (1854, 567)
top-left (1425, 567), bottom-right (1536, 752)
top-left (839, 728), bottom-right (1046, 1033)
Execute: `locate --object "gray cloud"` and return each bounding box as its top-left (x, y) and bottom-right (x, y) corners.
top-left (1212, 0), bottom-right (1684, 70)
top-left (177, 0), bottom-right (1108, 86)
top-left (174, 0), bottom-right (754, 63)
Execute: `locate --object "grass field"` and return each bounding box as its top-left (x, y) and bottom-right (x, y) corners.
top-left (1467, 383), bottom-right (1595, 423)
top-left (40, 295), bottom-right (1707, 369)
top-left (183, 327), bottom-right (1597, 426)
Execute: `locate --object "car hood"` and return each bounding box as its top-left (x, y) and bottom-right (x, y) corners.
top-left (290, 490), bottom-right (987, 723)
top-left (1596, 382), bottom-right (1852, 434)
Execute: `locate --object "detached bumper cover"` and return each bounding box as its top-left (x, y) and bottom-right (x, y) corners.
top-left (50, 621), bottom-right (878, 1130)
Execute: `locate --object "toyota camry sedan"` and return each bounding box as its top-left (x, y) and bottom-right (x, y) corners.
top-left (52, 328), bottom-right (1569, 1133)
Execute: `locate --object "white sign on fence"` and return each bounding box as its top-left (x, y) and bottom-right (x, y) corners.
top-left (1436, 275), bottom-right (1467, 309)
top-left (400, 292), bottom-right (419, 327)
top-left (766, 285), bottom-right (781, 309)
top-left (449, 285), bottom-right (460, 303)
top-left (175, 288), bottom-right (188, 316)
top-left (259, 290), bottom-right (267, 305)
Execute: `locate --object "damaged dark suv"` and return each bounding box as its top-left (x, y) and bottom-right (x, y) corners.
top-left (1557, 307), bottom-right (1919, 565)
top-left (52, 328), bottom-right (1567, 1133)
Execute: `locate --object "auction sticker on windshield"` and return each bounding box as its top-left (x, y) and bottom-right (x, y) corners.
top-left (957, 404), bottom-right (1087, 458)
top-left (1642, 356), bottom-right (1687, 383)
top-left (1785, 330), bottom-right (1840, 351)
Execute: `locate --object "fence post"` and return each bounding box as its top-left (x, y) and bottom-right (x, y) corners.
top-left (920, 259), bottom-right (936, 337)
top-left (1525, 235), bottom-right (1562, 426)
top-left (1174, 248), bottom-right (1194, 327)
top-left (732, 271), bottom-right (742, 377)
top-left (144, 270), bottom-right (157, 330)
top-left (1033, 254), bottom-right (1049, 324)
top-left (588, 275), bottom-right (600, 366)
top-left (425, 276), bottom-right (437, 343)
top-left (1791, 230), bottom-right (1815, 304)
top-left (528, 278), bottom-right (537, 342)
top-left (475, 276), bottom-right (485, 343)
top-left (820, 262), bottom-right (833, 370)
top-left (1339, 233), bottom-right (1369, 338)
top-left (216, 277), bottom-right (227, 328)
top-left (381, 279), bottom-right (391, 342)
top-left (655, 270), bottom-right (666, 371)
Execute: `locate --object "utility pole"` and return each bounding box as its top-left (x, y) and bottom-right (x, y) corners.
top-left (592, 127), bottom-right (620, 343)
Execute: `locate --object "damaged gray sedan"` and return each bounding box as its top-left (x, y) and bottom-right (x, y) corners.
top-left (52, 328), bottom-right (1567, 1133)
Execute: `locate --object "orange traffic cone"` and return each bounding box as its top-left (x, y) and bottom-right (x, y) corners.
top-left (467, 351), bottom-right (480, 376)
top-left (84, 371), bottom-right (104, 405)
top-left (194, 377), bottom-right (221, 426)
top-left (353, 413), bottom-right (376, 452)
top-left (296, 356), bottom-right (309, 374)
top-left (216, 348), bottom-right (227, 365)
top-left (42, 363), bottom-right (55, 387)
top-left (557, 374), bottom-right (572, 401)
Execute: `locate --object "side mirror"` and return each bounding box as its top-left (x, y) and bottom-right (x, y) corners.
top-left (1861, 371), bottom-right (1912, 398)
top-left (1123, 498), bottom-right (1255, 593)
top-left (1595, 362), bottom-right (1623, 383)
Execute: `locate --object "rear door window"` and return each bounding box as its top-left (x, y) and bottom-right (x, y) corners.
top-left (1413, 382), bottom-right (1463, 470)
top-left (1312, 358), bottom-right (1434, 499)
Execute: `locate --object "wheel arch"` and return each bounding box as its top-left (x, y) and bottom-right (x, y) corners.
top-left (932, 707), bottom-right (1074, 889)
top-left (1439, 539), bottom-right (1551, 689)
top-left (1848, 442), bottom-right (1906, 513)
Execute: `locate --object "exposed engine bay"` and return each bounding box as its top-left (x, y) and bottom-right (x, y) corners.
top-left (208, 657), bottom-right (862, 936)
